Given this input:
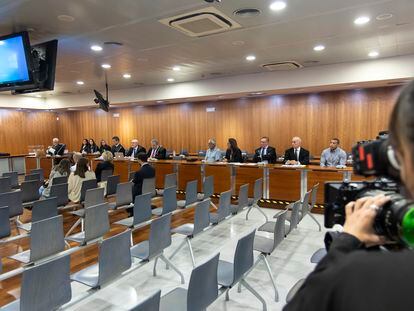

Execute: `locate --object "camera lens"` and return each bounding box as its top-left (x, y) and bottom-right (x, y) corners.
top-left (402, 206), bottom-right (414, 246)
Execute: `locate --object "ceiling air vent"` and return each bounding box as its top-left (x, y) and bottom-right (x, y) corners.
top-left (159, 7), bottom-right (241, 37)
top-left (262, 61), bottom-right (303, 71)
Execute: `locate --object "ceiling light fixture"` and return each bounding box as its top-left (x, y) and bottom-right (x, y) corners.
top-left (269, 1), bottom-right (287, 11)
top-left (57, 15), bottom-right (75, 22)
top-left (246, 55), bottom-right (256, 61)
top-left (368, 51), bottom-right (379, 58)
top-left (35, 95), bottom-right (42, 98)
top-left (123, 73), bottom-right (131, 79)
top-left (376, 13), bottom-right (393, 21)
top-left (90, 45), bottom-right (103, 52)
top-left (76, 81), bottom-right (85, 85)
top-left (354, 16), bottom-right (370, 25)
top-left (313, 45), bottom-right (325, 51)
top-left (172, 66), bottom-right (181, 71)
top-left (167, 78), bottom-right (175, 82)
top-left (101, 64), bottom-right (111, 69)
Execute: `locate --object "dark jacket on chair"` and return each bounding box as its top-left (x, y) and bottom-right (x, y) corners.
top-left (95, 161), bottom-right (114, 182)
top-left (284, 147), bottom-right (310, 165)
top-left (132, 163), bottom-right (156, 200)
top-left (253, 146), bottom-right (277, 164)
top-left (225, 148), bottom-right (243, 163)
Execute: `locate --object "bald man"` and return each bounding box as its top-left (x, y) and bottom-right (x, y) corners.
top-left (126, 139), bottom-right (146, 159)
top-left (47, 138), bottom-right (66, 156)
top-left (284, 136), bottom-right (310, 165)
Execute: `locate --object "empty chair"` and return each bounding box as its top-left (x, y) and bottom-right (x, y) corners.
top-left (24, 173), bottom-right (41, 182)
top-left (108, 182), bottom-right (133, 210)
top-left (130, 290), bottom-right (161, 311)
top-left (142, 177), bottom-right (157, 198)
top-left (177, 180), bottom-right (198, 208)
top-left (160, 253), bottom-right (219, 311)
top-left (79, 179), bottom-right (98, 203)
top-left (197, 175), bottom-right (214, 201)
top-left (115, 193), bottom-right (153, 228)
top-left (130, 213), bottom-right (184, 284)
top-left (106, 175), bottom-right (120, 196)
top-left (21, 180), bottom-right (41, 206)
top-left (71, 230), bottom-right (132, 289)
top-left (168, 199), bottom-right (211, 267)
top-left (0, 255), bottom-right (71, 311)
top-left (230, 183), bottom-right (249, 214)
top-left (0, 206), bottom-right (11, 239)
top-left (0, 190), bottom-right (23, 219)
top-left (246, 178), bottom-right (268, 222)
top-left (9, 215), bottom-right (65, 264)
top-left (156, 173), bottom-right (177, 196)
top-left (209, 190), bottom-right (231, 224)
top-left (217, 229), bottom-right (267, 310)
top-left (2, 171), bottom-right (18, 188)
top-left (66, 203), bottom-right (110, 245)
top-left (30, 168), bottom-right (44, 182)
top-left (100, 169), bottom-right (113, 182)
top-left (152, 186), bottom-right (177, 216)
top-left (50, 183), bottom-right (69, 207)
top-left (18, 197), bottom-right (58, 232)
top-left (0, 177), bottom-right (12, 194)
top-left (52, 175), bottom-right (68, 185)
top-left (274, 190), bottom-right (312, 228)
top-left (259, 201), bottom-right (301, 236)
top-left (307, 183), bottom-right (321, 231)
top-left (239, 210), bottom-right (287, 302)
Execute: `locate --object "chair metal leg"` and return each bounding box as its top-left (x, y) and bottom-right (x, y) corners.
top-left (240, 279), bottom-right (267, 311)
top-left (225, 288), bottom-right (230, 301)
top-left (159, 254), bottom-right (185, 284)
top-left (246, 205), bottom-right (253, 220)
top-left (130, 233), bottom-right (134, 247)
top-left (166, 238), bottom-right (187, 270)
top-left (186, 238), bottom-right (196, 267)
top-left (308, 213), bottom-right (321, 231)
top-left (210, 201), bottom-right (218, 210)
top-left (262, 255), bottom-right (279, 302)
top-left (81, 218), bottom-right (84, 232)
top-left (237, 255), bottom-right (263, 293)
top-left (153, 256), bottom-right (159, 277)
top-left (65, 218), bottom-right (81, 237)
top-left (246, 204), bottom-right (269, 222)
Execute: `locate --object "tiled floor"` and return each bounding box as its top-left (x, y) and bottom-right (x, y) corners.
top-left (64, 208), bottom-right (327, 311)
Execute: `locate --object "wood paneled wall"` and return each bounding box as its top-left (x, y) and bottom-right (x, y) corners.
top-left (0, 86), bottom-right (401, 155)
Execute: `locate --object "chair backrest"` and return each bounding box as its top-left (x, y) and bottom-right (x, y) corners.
top-left (233, 229), bottom-right (256, 284)
top-left (0, 177), bottom-right (12, 194)
top-left (106, 175), bottom-right (120, 196)
top-left (184, 180), bottom-right (198, 205)
top-left (25, 173), bottom-right (41, 182)
top-left (0, 206), bottom-right (11, 238)
top-left (50, 183), bottom-right (69, 207)
top-left (84, 187), bottom-right (105, 208)
top-left (164, 173), bottom-right (177, 189)
top-left (31, 197), bottom-right (58, 223)
top-left (2, 171), bottom-right (18, 188)
top-left (288, 201), bottom-right (301, 234)
top-left (115, 182), bottom-right (133, 207)
top-left (0, 190), bottom-right (23, 218)
top-left (20, 255), bottom-right (71, 311)
top-left (238, 184), bottom-right (249, 210)
top-left (84, 203), bottom-right (110, 243)
top-left (149, 213), bottom-right (172, 258)
top-left (253, 178), bottom-right (263, 203)
top-left (187, 253), bottom-right (219, 310)
top-left (98, 230), bottom-right (132, 286)
top-left (100, 169), bottom-right (113, 182)
top-left (217, 190), bottom-right (231, 218)
top-left (271, 210), bottom-right (287, 251)
top-left (310, 183), bottom-right (319, 210)
top-left (30, 168), bottom-right (44, 181)
top-left (21, 180), bottom-right (41, 203)
top-left (30, 215), bottom-right (65, 262)
top-left (193, 199), bottom-right (211, 236)
top-left (80, 179), bottom-right (98, 203)
top-left (133, 193), bottom-right (153, 226)
top-left (142, 177), bottom-right (156, 197)
top-left (161, 186), bottom-right (177, 215)
top-left (202, 175), bottom-right (214, 198)
top-left (128, 171), bottom-right (135, 182)
top-left (300, 190), bottom-right (312, 219)
top-left (130, 290), bottom-right (161, 311)
top-left (52, 176), bottom-right (68, 185)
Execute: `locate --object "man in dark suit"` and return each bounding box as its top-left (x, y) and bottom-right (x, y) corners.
top-left (125, 139), bottom-right (146, 158)
top-left (129, 152), bottom-right (156, 216)
top-left (47, 138), bottom-right (66, 156)
top-left (147, 138), bottom-right (167, 160)
top-left (253, 136), bottom-right (277, 164)
top-left (111, 136), bottom-right (125, 155)
top-left (284, 136), bottom-right (310, 165)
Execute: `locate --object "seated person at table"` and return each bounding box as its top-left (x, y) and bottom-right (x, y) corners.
top-left (95, 151), bottom-right (114, 182)
top-left (111, 136), bottom-right (126, 155)
top-left (89, 138), bottom-right (99, 154)
top-left (147, 138), bottom-right (167, 160)
top-left (129, 152), bottom-right (156, 216)
top-left (47, 137), bottom-right (66, 156)
top-left (320, 138), bottom-right (347, 167)
top-left (80, 138), bottom-right (91, 154)
top-left (68, 157), bottom-right (96, 203)
top-left (71, 152), bottom-right (82, 172)
top-left (99, 139), bottom-right (111, 154)
top-left (253, 136), bottom-right (277, 164)
top-left (40, 159), bottom-right (71, 198)
top-left (204, 138), bottom-right (221, 162)
top-left (224, 138), bottom-right (243, 163)
top-left (284, 136), bottom-right (310, 165)
top-left (126, 139), bottom-right (146, 158)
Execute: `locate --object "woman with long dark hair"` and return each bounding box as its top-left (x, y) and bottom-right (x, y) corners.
top-left (80, 138), bottom-right (91, 154)
top-left (224, 138), bottom-right (243, 163)
top-left (89, 138), bottom-right (99, 153)
top-left (40, 159), bottom-right (71, 197)
top-left (68, 157), bottom-right (96, 202)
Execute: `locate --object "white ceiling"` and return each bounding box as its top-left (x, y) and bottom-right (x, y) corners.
top-left (0, 0), bottom-right (414, 97)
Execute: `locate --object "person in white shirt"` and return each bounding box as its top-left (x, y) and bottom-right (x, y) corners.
top-left (70, 152), bottom-right (82, 172)
top-left (204, 138), bottom-right (221, 162)
top-left (68, 157), bottom-right (96, 203)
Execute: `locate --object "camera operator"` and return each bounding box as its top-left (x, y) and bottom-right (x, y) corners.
top-left (284, 81), bottom-right (414, 311)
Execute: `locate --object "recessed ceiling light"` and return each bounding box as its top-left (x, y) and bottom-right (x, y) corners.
top-left (249, 92), bottom-right (265, 96)
top-left (90, 45), bottom-right (102, 52)
top-left (354, 16), bottom-right (370, 25)
top-left (76, 81), bottom-right (84, 85)
top-left (101, 64), bottom-right (111, 69)
top-left (57, 15), bottom-right (75, 22)
top-left (35, 95), bottom-right (42, 98)
top-left (167, 78), bottom-right (175, 82)
top-left (123, 73), bottom-right (131, 79)
top-left (368, 51), bottom-right (379, 57)
top-left (246, 55), bottom-right (256, 61)
top-left (172, 66), bottom-right (181, 71)
top-left (313, 45), bottom-right (325, 51)
top-left (376, 13), bottom-right (393, 21)
top-left (156, 100), bottom-right (164, 103)
top-left (269, 1), bottom-right (287, 11)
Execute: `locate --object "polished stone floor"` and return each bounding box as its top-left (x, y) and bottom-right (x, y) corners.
top-left (63, 208), bottom-right (327, 311)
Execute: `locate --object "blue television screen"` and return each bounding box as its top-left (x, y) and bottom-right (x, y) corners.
top-left (0, 32), bottom-right (32, 89)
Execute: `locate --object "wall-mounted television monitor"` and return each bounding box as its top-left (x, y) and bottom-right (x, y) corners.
top-left (0, 31), bottom-right (34, 91)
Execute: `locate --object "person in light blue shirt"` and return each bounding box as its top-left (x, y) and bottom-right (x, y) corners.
top-left (204, 138), bottom-right (222, 162)
top-left (320, 138), bottom-right (347, 167)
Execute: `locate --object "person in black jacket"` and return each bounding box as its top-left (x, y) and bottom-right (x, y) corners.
top-left (253, 136), bottom-right (277, 164)
top-left (129, 152), bottom-right (156, 216)
top-left (47, 138), bottom-right (66, 156)
top-left (111, 136), bottom-right (125, 155)
top-left (126, 139), bottom-right (146, 158)
top-left (147, 138), bottom-right (167, 160)
top-left (284, 137), bottom-right (310, 165)
top-left (80, 138), bottom-right (91, 154)
top-left (89, 139), bottom-right (99, 153)
top-left (284, 81), bottom-right (414, 311)
top-left (99, 139), bottom-right (111, 154)
top-left (94, 151), bottom-right (114, 182)
top-left (224, 138), bottom-right (243, 163)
